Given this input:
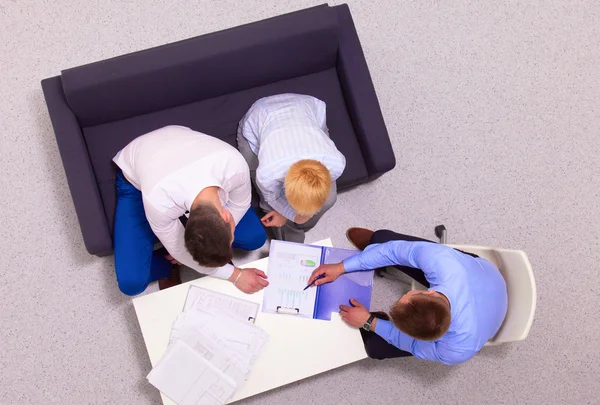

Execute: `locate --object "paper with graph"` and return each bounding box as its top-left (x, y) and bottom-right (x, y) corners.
top-left (262, 240), bottom-right (375, 320)
top-left (262, 241), bottom-right (323, 318)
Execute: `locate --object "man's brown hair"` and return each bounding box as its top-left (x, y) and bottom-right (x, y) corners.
top-left (389, 294), bottom-right (451, 341)
top-left (184, 204), bottom-right (233, 267)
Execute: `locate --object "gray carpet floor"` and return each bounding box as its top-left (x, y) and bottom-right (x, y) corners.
top-left (1, 1), bottom-right (598, 404)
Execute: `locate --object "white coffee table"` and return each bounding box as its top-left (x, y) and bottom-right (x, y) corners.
top-left (133, 239), bottom-right (368, 404)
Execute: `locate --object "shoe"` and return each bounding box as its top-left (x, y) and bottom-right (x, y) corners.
top-left (158, 265), bottom-right (182, 290)
top-left (346, 227), bottom-right (374, 251)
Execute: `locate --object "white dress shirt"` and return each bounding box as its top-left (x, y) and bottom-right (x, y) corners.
top-left (113, 125), bottom-right (251, 279)
top-left (239, 94), bottom-right (346, 220)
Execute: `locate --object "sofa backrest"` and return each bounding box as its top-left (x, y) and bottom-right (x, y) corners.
top-left (61, 5), bottom-right (339, 127)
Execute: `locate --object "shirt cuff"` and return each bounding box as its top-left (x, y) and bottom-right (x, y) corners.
top-left (374, 318), bottom-right (394, 338)
top-left (342, 256), bottom-right (362, 272)
top-left (267, 195), bottom-right (296, 221)
top-left (210, 263), bottom-right (235, 280)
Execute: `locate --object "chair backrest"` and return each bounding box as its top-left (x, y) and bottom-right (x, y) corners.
top-left (410, 245), bottom-right (536, 345)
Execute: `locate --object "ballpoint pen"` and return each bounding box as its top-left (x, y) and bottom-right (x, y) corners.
top-left (303, 274), bottom-right (325, 291)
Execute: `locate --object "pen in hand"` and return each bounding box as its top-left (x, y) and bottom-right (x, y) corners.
top-left (303, 274), bottom-right (325, 291)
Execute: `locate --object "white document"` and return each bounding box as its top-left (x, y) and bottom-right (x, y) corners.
top-left (147, 340), bottom-right (236, 405)
top-left (171, 311), bottom-right (269, 371)
top-left (170, 328), bottom-right (248, 385)
top-left (262, 242), bottom-right (323, 317)
top-left (184, 286), bottom-right (259, 323)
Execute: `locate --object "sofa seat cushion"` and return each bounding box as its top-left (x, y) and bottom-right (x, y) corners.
top-left (83, 68), bottom-right (369, 233)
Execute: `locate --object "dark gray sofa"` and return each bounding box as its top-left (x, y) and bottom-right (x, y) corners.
top-left (41, 4), bottom-right (396, 257)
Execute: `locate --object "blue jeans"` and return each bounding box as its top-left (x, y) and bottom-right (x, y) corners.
top-left (113, 171), bottom-right (266, 296)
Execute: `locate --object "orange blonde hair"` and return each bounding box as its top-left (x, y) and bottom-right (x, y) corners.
top-left (284, 159), bottom-right (331, 216)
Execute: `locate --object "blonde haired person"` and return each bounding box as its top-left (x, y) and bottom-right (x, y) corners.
top-left (238, 94), bottom-right (346, 243)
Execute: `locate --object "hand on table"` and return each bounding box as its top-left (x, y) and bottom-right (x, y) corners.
top-left (261, 210), bottom-right (287, 227)
top-left (232, 267), bottom-right (269, 294)
top-left (339, 298), bottom-right (371, 329)
top-left (307, 263), bottom-right (345, 287)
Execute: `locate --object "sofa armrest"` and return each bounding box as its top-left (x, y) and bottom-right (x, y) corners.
top-left (335, 4), bottom-right (396, 176)
top-left (41, 76), bottom-right (113, 256)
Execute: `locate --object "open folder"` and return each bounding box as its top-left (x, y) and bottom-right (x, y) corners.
top-left (262, 240), bottom-right (374, 320)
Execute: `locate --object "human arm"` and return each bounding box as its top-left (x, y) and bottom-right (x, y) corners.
top-left (336, 299), bottom-right (455, 363)
top-left (258, 174), bottom-right (308, 224)
top-left (374, 319), bottom-right (475, 365)
top-left (261, 190), bottom-right (296, 222)
top-left (223, 164), bottom-right (252, 225)
top-left (308, 241), bottom-right (452, 287)
top-left (307, 262), bottom-right (345, 286)
top-left (338, 298), bottom-right (372, 327)
top-left (342, 241), bottom-right (452, 282)
top-left (238, 101), bottom-right (263, 154)
top-left (311, 96), bottom-right (328, 133)
top-left (227, 266), bottom-right (270, 294)
top-left (260, 210), bottom-right (287, 227)
top-left (144, 198), bottom-right (268, 293)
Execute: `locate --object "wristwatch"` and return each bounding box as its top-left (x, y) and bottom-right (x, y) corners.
top-left (362, 314), bottom-right (376, 332)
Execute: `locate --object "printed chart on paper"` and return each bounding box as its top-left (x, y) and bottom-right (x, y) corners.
top-left (262, 242), bottom-right (323, 318)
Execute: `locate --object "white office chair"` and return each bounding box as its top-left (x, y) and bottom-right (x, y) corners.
top-left (409, 226), bottom-right (537, 345)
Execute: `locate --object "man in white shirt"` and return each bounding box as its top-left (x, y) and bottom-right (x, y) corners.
top-left (237, 94), bottom-right (346, 243)
top-left (112, 125), bottom-right (268, 296)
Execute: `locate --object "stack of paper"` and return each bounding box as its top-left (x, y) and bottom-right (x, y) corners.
top-left (147, 287), bottom-right (269, 405)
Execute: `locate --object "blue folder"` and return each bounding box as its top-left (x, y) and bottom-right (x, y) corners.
top-left (266, 240), bottom-right (374, 321)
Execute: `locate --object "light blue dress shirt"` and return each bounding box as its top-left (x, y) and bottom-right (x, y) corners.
top-left (238, 94), bottom-right (346, 221)
top-left (343, 241), bottom-right (507, 365)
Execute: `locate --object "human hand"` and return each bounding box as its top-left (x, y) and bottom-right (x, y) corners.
top-left (165, 254), bottom-right (181, 265)
top-left (307, 262), bottom-right (345, 287)
top-left (261, 210), bottom-right (287, 227)
top-left (339, 298), bottom-right (371, 329)
top-left (232, 267), bottom-right (269, 294)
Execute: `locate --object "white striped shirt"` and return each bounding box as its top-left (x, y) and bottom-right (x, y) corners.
top-left (239, 94), bottom-right (346, 220)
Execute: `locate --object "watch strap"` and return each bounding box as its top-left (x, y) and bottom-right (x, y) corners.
top-left (363, 314), bottom-right (376, 331)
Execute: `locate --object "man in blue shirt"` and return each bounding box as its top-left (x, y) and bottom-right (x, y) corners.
top-left (308, 228), bottom-right (508, 365)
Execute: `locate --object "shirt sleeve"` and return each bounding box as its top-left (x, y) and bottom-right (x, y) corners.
top-left (256, 168), bottom-right (297, 221)
top-left (143, 197), bottom-right (234, 280)
top-left (239, 103), bottom-right (263, 154)
top-left (223, 163), bottom-right (252, 225)
top-left (327, 152), bottom-right (346, 181)
top-left (313, 98), bottom-right (328, 132)
top-left (265, 193), bottom-right (296, 222)
top-left (342, 241), bottom-right (450, 284)
top-left (374, 320), bottom-right (474, 365)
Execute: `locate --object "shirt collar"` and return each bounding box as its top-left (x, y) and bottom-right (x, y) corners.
top-left (184, 183), bottom-right (226, 213)
top-left (429, 285), bottom-right (455, 319)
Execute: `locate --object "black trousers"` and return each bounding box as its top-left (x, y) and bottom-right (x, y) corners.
top-left (359, 229), bottom-right (479, 360)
